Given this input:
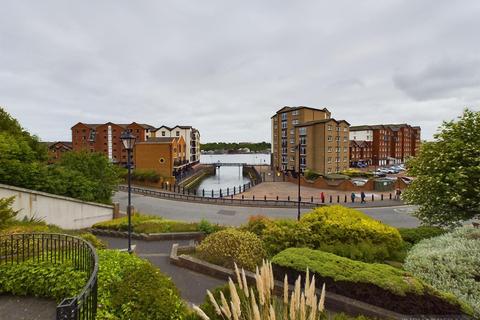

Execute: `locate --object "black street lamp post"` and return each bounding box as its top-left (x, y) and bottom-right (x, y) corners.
top-left (121, 131), bottom-right (136, 254)
top-left (296, 144), bottom-right (301, 221)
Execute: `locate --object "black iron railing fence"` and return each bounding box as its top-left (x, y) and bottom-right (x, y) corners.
top-left (0, 233), bottom-right (98, 320)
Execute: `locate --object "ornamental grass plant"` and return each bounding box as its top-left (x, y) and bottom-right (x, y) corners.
top-left (193, 260), bottom-right (327, 320)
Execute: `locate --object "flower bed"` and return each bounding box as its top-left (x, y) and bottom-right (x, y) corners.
top-left (404, 227), bottom-right (480, 317)
top-left (92, 214), bottom-right (221, 234)
top-left (271, 247), bottom-right (472, 316)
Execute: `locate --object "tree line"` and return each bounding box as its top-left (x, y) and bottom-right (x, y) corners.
top-left (201, 141), bottom-right (271, 152)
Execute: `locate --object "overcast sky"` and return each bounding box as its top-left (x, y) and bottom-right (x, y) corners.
top-left (1, 0), bottom-right (479, 142)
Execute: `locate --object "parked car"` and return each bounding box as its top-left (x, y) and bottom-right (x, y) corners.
top-left (352, 178), bottom-right (368, 186)
top-left (373, 171), bottom-right (387, 177)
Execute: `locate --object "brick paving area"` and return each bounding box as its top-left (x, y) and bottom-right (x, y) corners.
top-left (234, 182), bottom-right (402, 204)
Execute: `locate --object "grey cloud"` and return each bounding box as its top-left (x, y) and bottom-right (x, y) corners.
top-left (393, 59), bottom-right (480, 101)
top-left (1, 0), bottom-right (479, 142)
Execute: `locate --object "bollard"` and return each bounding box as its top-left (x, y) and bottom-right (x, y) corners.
top-left (182, 187), bottom-right (185, 195)
top-left (253, 195), bottom-right (255, 200)
top-left (242, 195), bottom-right (244, 200)
top-left (344, 195), bottom-right (347, 203)
top-left (276, 196), bottom-right (279, 201)
top-left (288, 195), bottom-right (290, 201)
top-left (231, 195), bottom-right (233, 199)
top-left (337, 195), bottom-right (340, 203)
top-left (227, 188), bottom-right (229, 196)
top-left (322, 197), bottom-right (325, 204)
top-left (381, 194), bottom-right (384, 201)
top-left (202, 189), bottom-right (205, 197)
top-left (211, 190), bottom-right (214, 198)
top-left (311, 196), bottom-right (313, 203)
top-left (233, 187), bottom-right (236, 194)
top-left (389, 193), bottom-right (392, 200)
top-left (187, 189), bottom-right (190, 195)
top-left (329, 195), bottom-right (332, 203)
top-left (372, 194), bottom-right (374, 202)
top-left (264, 195), bottom-right (267, 201)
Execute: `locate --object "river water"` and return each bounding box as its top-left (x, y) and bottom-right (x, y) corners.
top-left (196, 153), bottom-right (270, 197)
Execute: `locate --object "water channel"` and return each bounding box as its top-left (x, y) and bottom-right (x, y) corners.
top-left (196, 154), bottom-right (270, 197)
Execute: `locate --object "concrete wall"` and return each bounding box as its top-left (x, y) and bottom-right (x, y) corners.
top-left (0, 183), bottom-right (114, 230)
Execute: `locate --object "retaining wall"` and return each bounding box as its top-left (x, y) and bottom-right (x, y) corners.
top-left (0, 183), bottom-right (115, 229)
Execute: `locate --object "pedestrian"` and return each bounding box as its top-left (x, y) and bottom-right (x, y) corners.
top-left (397, 189), bottom-right (402, 200)
top-left (320, 192), bottom-right (325, 203)
top-left (361, 191), bottom-right (366, 203)
top-left (395, 188), bottom-right (401, 200)
top-left (351, 192), bottom-right (356, 203)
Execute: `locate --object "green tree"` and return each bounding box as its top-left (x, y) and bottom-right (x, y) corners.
top-left (0, 196), bottom-right (19, 227)
top-left (54, 151), bottom-right (123, 204)
top-left (403, 109), bottom-right (480, 227)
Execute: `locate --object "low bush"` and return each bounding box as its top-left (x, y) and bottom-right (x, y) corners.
top-left (398, 226), bottom-right (446, 245)
top-left (272, 248), bottom-right (472, 316)
top-left (341, 169), bottom-right (373, 178)
top-left (97, 249), bottom-right (186, 320)
top-left (304, 169), bottom-right (322, 180)
top-left (129, 169), bottom-right (161, 183)
top-left (0, 259), bottom-right (86, 301)
top-left (244, 206), bottom-right (405, 262)
top-left (198, 219), bottom-right (223, 235)
top-left (196, 228), bottom-right (266, 271)
top-left (92, 214), bottom-right (211, 234)
top-left (404, 227), bottom-right (480, 317)
top-left (79, 233), bottom-right (107, 249)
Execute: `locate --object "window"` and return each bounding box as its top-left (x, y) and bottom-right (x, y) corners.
top-left (176, 131), bottom-right (180, 137)
top-left (292, 110), bottom-right (299, 116)
top-left (290, 148), bottom-right (295, 153)
top-left (292, 120), bottom-right (299, 125)
top-left (328, 136), bottom-right (333, 141)
top-left (290, 157), bottom-right (295, 162)
top-left (336, 126), bottom-right (340, 131)
top-left (281, 122), bottom-right (287, 129)
top-left (290, 139), bottom-right (294, 144)
top-left (344, 136), bottom-right (348, 142)
top-left (335, 136), bottom-right (340, 141)
top-left (162, 131), bottom-right (166, 136)
top-left (344, 127), bottom-right (348, 132)
top-left (290, 129), bottom-right (294, 135)
top-left (328, 157), bottom-right (332, 163)
top-left (328, 147), bottom-right (332, 152)
top-left (299, 127), bottom-right (306, 135)
top-left (281, 113), bottom-right (287, 120)
top-left (327, 125), bottom-right (332, 131)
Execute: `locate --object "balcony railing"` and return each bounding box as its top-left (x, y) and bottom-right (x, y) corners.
top-left (0, 233), bottom-right (98, 320)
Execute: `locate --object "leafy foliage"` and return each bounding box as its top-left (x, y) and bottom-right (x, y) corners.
top-left (398, 226), bottom-right (447, 245)
top-left (0, 196), bottom-right (19, 227)
top-left (97, 249), bottom-right (186, 320)
top-left (243, 206), bottom-right (405, 262)
top-left (0, 259), bottom-right (86, 301)
top-left (196, 228), bottom-right (267, 271)
top-left (404, 227), bottom-right (480, 317)
top-left (129, 169), bottom-right (161, 183)
top-left (198, 219), bottom-right (223, 235)
top-left (403, 109), bottom-right (480, 226)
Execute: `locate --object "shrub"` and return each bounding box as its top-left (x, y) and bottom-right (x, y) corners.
top-left (299, 206), bottom-right (404, 262)
top-left (79, 233), bottom-right (107, 249)
top-left (240, 215), bottom-right (271, 236)
top-left (0, 259), bottom-right (86, 301)
top-left (398, 226), bottom-right (446, 245)
top-left (404, 227), bottom-right (480, 317)
top-left (196, 228), bottom-right (266, 271)
top-left (341, 169), bottom-right (373, 178)
top-left (0, 196), bottom-right (18, 227)
top-left (130, 169), bottom-right (161, 183)
top-left (272, 248), bottom-right (472, 315)
top-left (198, 219), bottom-right (222, 235)
top-left (92, 214), bottom-right (202, 234)
top-left (261, 218), bottom-right (311, 256)
top-left (304, 169), bottom-right (321, 180)
top-left (97, 249), bottom-right (186, 320)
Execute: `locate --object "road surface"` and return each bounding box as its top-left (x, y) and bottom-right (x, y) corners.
top-left (113, 191), bottom-right (420, 228)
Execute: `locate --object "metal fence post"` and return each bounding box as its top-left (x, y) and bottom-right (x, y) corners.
top-left (264, 195), bottom-right (267, 201)
top-left (381, 194), bottom-right (384, 201)
top-left (211, 190), bottom-right (214, 198)
top-left (389, 193), bottom-right (392, 200)
top-left (288, 195), bottom-right (290, 201)
top-left (227, 188), bottom-right (229, 196)
top-left (202, 189), bottom-right (205, 197)
top-left (311, 196), bottom-right (313, 202)
top-left (372, 194), bottom-right (374, 202)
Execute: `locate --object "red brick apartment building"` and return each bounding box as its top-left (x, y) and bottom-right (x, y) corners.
top-left (71, 122), bottom-right (155, 164)
top-left (47, 141), bottom-right (72, 163)
top-left (349, 140), bottom-right (372, 166)
top-left (350, 124), bottom-right (421, 166)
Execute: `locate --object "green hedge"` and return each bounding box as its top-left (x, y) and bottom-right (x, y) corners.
top-left (243, 206), bottom-right (405, 262)
top-left (404, 227), bottom-right (480, 317)
top-left (129, 169), bottom-right (161, 183)
top-left (398, 226), bottom-right (446, 245)
top-left (196, 228), bottom-right (266, 271)
top-left (0, 259), bottom-right (86, 301)
top-left (97, 249), bottom-right (186, 320)
top-left (272, 248), bottom-right (472, 315)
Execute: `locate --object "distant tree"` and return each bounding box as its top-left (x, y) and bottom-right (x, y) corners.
top-left (403, 109), bottom-right (480, 227)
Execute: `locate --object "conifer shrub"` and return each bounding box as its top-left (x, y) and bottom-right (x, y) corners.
top-left (196, 228), bottom-right (266, 271)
